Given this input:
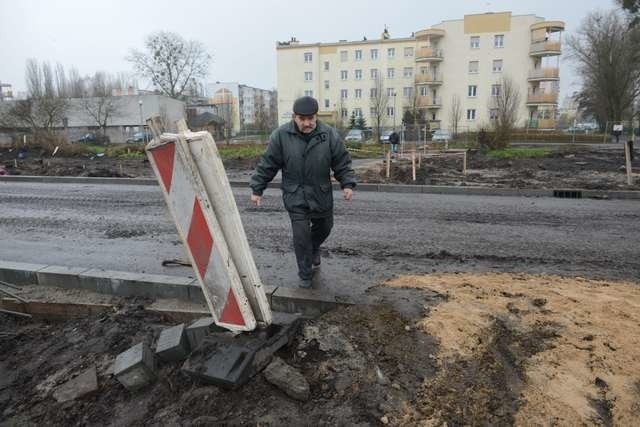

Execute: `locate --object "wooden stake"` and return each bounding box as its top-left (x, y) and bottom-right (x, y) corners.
top-left (418, 152), bottom-right (421, 168)
top-left (463, 151), bottom-right (467, 175)
top-left (625, 141), bottom-right (633, 185)
top-left (14, 159), bottom-right (17, 168)
top-left (386, 150), bottom-right (391, 179)
top-left (412, 152), bottom-right (416, 181)
top-left (119, 162), bottom-right (124, 176)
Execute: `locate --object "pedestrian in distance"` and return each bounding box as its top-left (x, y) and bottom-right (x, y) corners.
top-left (250, 96), bottom-right (357, 289)
top-left (389, 129), bottom-right (400, 156)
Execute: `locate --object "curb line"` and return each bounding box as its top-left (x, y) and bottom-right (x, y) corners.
top-left (0, 260), bottom-right (353, 318)
top-left (1, 175), bottom-right (639, 200)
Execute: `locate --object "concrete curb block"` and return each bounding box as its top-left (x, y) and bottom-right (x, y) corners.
top-left (2, 175), bottom-right (639, 199)
top-left (0, 260), bottom-right (351, 317)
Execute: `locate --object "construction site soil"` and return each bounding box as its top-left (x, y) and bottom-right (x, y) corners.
top-left (2, 273), bottom-right (639, 426)
top-left (2, 145), bottom-right (638, 190)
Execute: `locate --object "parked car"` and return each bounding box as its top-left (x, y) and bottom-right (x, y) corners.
top-left (126, 131), bottom-right (153, 144)
top-left (74, 132), bottom-right (110, 144)
top-left (379, 130), bottom-right (393, 143)
top-left (431, 129), bottom-right (452, 142)
top-left (345, 129), bottom-right (363, 142)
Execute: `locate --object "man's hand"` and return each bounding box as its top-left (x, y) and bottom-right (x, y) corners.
top-left (251, 194), bottom-right (262, 206)
top-left (343, 188), bottom-right (353, 201)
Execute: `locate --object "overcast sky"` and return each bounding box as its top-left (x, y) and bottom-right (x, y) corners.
top-left (0, 0), bottom-right (618, 99)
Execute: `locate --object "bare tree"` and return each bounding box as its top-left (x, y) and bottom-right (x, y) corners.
top-left (369, 75), bottom-right (389, 140)
top-left (254, 92), bottom-right (271, 133)
top-left (488, 75), bottom-right (521, 149)
top-left (618, 0), bottom-right (640, 26)
top-left (448, 94), bottom-right (463, 137)
top-left (567, 10), bottom-right (640, 128)
top-left (0, 59), bottom-right (69, 136)
top-left (127, 31), bottom-right (211, 99)
top-left (77, 72), bottom-right (122, 141)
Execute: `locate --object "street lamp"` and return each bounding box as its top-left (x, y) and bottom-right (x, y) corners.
top-left (138, 100), bottom-right (145, 143)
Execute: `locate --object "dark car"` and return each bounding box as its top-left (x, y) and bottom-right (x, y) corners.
top-left (74, 132), bottom-right (110, 144)
top-left (126, 131), bottom-right (153, 144)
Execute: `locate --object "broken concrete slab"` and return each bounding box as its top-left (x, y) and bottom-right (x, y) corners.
top-left (52, 366), bottom-right (98, 403)
top-left (114, 342), bottom-right (156, 391)
top-left (156, 324), bottom-right (189, 363)
top-left (263, 357), bottom-right (310, 401)
top-left (185, 317), bottom-right (225, 349)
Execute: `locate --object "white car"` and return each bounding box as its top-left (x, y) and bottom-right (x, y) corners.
top-left (345, 129), bottom-right (363, 142)
top-left (432, 129), bottom-right (452, 142)
top-left (379, 130), bottom-right (393, 143)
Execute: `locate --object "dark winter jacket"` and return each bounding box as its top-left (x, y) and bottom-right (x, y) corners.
top-left (389, 131), bottom-right (399, 144)
top-left (250, 120), bottom-right (356, 218)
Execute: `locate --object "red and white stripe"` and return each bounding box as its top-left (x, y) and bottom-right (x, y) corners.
top-left (147, 139), bottom-right (256, 331)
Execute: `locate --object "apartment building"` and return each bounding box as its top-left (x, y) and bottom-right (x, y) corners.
top-left (276, 12), bottom-right (564, 131)
top-left (206, 82), bottom-right (277, 135)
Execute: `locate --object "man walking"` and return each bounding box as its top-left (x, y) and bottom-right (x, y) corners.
top-left (389, 129), bottom-right (400, 156)
top-left (250, 96), bottom-right (356, 288)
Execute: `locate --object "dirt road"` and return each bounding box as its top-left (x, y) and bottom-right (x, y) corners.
top-left (0, 181), bottom-right (639, 297)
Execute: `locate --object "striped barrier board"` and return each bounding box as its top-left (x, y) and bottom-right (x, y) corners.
top-left (146, 133), bottom-right (259, 331)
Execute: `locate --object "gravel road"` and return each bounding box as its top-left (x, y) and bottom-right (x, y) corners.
top-left (1, 181), bottom-right (638, 296)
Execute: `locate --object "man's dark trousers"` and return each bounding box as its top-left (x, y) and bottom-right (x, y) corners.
top-left (290, 214), bottom-right (334, 280)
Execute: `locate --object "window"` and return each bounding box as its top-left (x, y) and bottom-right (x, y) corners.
top-left (304, 90), bottom-right (313, 97)
top-left (324, 99), bottom-right (330, 108)
top-left (491, 84), bottom-right (502, 96)
top-left (355, 69), bottom-right (362, 80)
top-left (304, 52), bottom-right (313, 63)
top-left (387, 106), bottom-right (395, 117)
top-left (403, 67), bottom-right (413, 78)
top-left (370, 68), bottom-right (378, 79)
top-left (468, 85), bottom-right (477, 97)
top-left (324, 80), bottom-right (330, 89)
top-left (493, 59), bottom-right (503, 72)
top-left (370, 49), bottom-right (378, 60)
top-left (470, 36), bottom-right (480, 49)
top-left (370, 107), bottom-right (378, 116)
top-left (420, 86), bottom-right (428, 96)
top-left (340, 89), bottom-right (348, 99)
top-left (370, 87), bottom-right (378, 98)
top-left (304, 71), bottom-right (313, 81)
top-left (387, 48), bottom-right (395, 58)
top-left (355, 50), bottom-right (362, 61)
top-left (387, 68), bottom-right (395, 79)
top-left (403, 87), bottom-right (413, 97)
top-left (404, 47), bottom-right (414, 57)
top-left (494, 34), bottom-right (504, 48)
top-left (341, 108), bottom-right (348, 118)
top-left (355, 88), bottom-right (362, 99)
top-left (387, 88), bottom-right (396, 96)
top-left (324, 61), bottom-right (330, 71)
top-left (340, 50), bottom-right (348, 62)
top-left (340, 70), bottom-right (348, 80)
top-left (469, 61), bottom-right (479, 74)
top-left (466, 109), bottom-right (476, 120)
top-left (354, 107), bottom-right (362, 117)
top-left (490, 108), bottom-right (499, 120)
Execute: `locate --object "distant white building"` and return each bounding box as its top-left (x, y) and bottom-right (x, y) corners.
top-left (206, 82), bottom-right (277, 135)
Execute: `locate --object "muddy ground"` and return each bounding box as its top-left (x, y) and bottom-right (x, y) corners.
top-left (358, 148), bottom-right (640, 190)
top-left (2, 145), bottom-right (638, 191)
top-left (2, 273), bottom-right (639, 426)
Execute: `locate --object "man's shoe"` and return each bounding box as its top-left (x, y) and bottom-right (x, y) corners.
top-left (312, 252), bottom-right (321, 269)
top-left (299, 278), bottom-right (312, 289)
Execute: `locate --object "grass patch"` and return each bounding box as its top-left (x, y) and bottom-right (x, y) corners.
top-left (487, 147), bottom-right (553, 159)
top-left (84, 144), bottom-right (106, 154)
top-left (347, 143), bottom-right (386, 158)
top-left (217, 144), bottom-right (266, 160)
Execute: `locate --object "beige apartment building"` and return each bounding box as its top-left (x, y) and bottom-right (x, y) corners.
top-left (276, 12), bottom-right (564, 132)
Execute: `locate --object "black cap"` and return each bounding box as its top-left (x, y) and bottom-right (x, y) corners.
top-left (292, 96), bottom-right (318, 116)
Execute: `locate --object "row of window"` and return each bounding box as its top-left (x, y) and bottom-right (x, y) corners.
top-left (334, 107), bottom-right (496, 121)
top-left (304, 84), bottom-right (501, 102)
top-left (470, 34), bottom-right (505, 49)
top-left (469, 59), bottom-right (503, 73)
top-left (304, 47), bottom-right (414, 64)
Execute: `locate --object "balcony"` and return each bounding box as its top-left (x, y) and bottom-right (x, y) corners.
top-left (415, 47), bottom-right (443, 62)
top-left (417, 96), bottom-right (442, 108)
top-left (415, 72), bottom-right (442, 85)
top-left (530, 40), bottom-right (561, 56)
top-left (526, 91), bottom-right (559, 105)
top-left (528, 67), bottom-right (560, 81)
